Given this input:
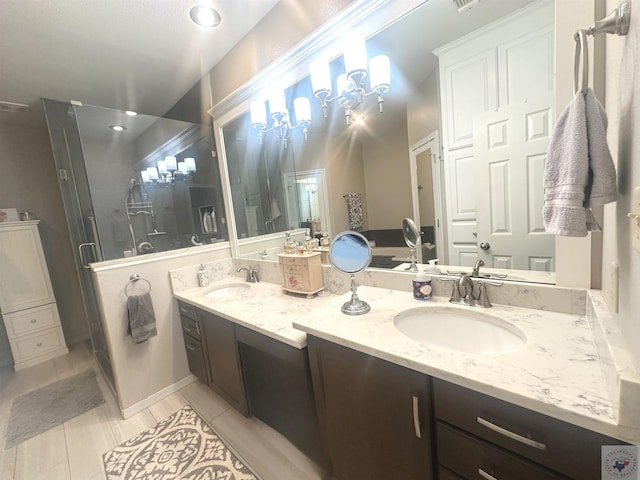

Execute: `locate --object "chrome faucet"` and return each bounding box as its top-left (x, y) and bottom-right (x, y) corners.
top-left (458, 273), bottom-right (475, 306)
top-left (237, 266), bottom-right (259, 283)
top-left (471, 259), bottom-right (485, 277)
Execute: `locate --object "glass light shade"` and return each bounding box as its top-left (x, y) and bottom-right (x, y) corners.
top-left (157, 160), bottom-right (167, 174)
top-left (178, 162), bottom-right (188, 174)
top-left (184, 157), bottom-right (196, 172)
top-left (268, 90), bottom-right (287, 116)
top-left (250, 101), bottom-right (267, 126)
top-left (310, 59), bottom-right (332, 95)
top-left (140, 170), bottom-right (150, 183)
top-left (165, 156), bottom-right (177, 171)
top-left (369, 55), bottom-right (391, 90)
top-left (337, 74), bottom-right (351, 96)
top-left (146, 166), bottom-right (159, 181)
top-left (343, 36), bottom-right (368, 75)
top-left (293, 97), bottom-right (311, 123)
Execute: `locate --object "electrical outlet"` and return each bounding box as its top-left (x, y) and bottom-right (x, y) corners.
top-left (609, 262), bottom-right (619, 314)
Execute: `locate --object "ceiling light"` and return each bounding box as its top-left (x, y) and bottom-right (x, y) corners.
top-left (109, 125), bottom-right (126, 132)
top-left (189, 5), bottom-right (221, 28)
top-left (124, 110), bottom-right (138, 116)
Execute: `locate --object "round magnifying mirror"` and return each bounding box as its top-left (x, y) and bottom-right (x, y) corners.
top-left (402, 218), bottom-right (420, 272)
top-left (329, 231), bottom-right (372, 315)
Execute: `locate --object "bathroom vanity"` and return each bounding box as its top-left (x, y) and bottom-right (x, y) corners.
top-left (172, 270), bottom-right (636, 480)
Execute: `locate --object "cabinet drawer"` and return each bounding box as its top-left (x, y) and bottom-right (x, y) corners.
top-left (177, 300), bottom-right (197, 320)
top-left (437, 422), bottom-right (567, 480)
top-left (180, 315), bottom-right (200, 340)
top-left (183, 332), bottom-right (208, 384)
top-left (433, 378), bottom-right (623, 480)
top-left (10, 327), bottom-right (66, 362)
top-left (3, 303), bottom-right (60, 337)
top-left (438, 466), bottom-right (464, 480)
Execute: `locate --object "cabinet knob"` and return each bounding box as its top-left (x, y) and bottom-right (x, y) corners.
top-left (30, 318), bottom-right (37, 324)
top-left (36, 342), bottom-right (43, 347)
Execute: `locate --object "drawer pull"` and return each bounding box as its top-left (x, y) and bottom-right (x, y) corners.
top-left (36, 342), bottom-right (43, 347)
top-left (30, 319), bottom-right (37, 324)
top-left (195, 319), bottom-right (201, 336)
top-left (186, 344), bottom-right (196, 351)
top-left (478, 468), bottom-right (498, 480)
top-left (412, 395), bottom-right (421, 438)
top-left (477, 417), bottom-right (546, 451)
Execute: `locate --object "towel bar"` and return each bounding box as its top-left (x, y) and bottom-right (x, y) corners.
top-left (125, 274), bottom-right (152, 296)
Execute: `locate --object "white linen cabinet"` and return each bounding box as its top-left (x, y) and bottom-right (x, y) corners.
top-left (0, 221), bottom-right (68, 370)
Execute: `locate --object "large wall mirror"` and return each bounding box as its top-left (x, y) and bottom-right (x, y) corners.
top-left (213, 0), bottom-right (559, 284)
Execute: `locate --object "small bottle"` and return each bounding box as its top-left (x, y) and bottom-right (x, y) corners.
top-left (321, 232), bottom-right (330, 247)
top-left (425, 259), bottom-right (441, 274)
top-left (198, 264), bottom-right (209, 287)
top-left (412, 270), bottom-right (432, 300)
top-left (304, 229), bottom-right (312, 252)
top-left (284, 231), bottom-right (295, 253)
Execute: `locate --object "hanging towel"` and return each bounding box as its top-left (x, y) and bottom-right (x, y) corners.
top-left (271, 197), bottom-right (282, 220)
top-left (127, 293), bottom-right (157, 344)
top-left (584, 89), bottom-right (617, 207)
top-left (543, 88), bottom-right (617, 236)
top-left (344, 193), bottom-right (363, 229)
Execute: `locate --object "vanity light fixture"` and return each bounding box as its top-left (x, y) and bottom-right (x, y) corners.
top-left (250, 89), bottom-right (312, 146)
top-left (309, 35), bottom-right (390, 125)
top-left (141, 157), bottom-right (196, 186)
top-left (189, 5), bottom-right (221, 29)
top-left (109, 124), bottom-right (127, 132)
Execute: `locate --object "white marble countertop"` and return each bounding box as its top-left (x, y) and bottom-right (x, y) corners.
top-left (292, 285), bottom-right (636, 442)
top-left (173, 277), bottom-right (337, 349)
top-left (173, 276), bottom-right (637, 443)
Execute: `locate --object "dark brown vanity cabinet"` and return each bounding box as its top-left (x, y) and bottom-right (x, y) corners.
top-left (198, 309), bottom-right (249, 416)
top-left (177, 301), bottom-right (208, 384)
top-left (307, 335), bottom-right (435, 480)
top-left (235, 325), bottom-right (328, 469)
top-left (433, 378), bottom-right (624, 480)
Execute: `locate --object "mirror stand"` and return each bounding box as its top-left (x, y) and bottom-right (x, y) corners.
top-left (405, 246), bottom-right (418, 272)
top-left (341, 274), bottom-right (371, 315)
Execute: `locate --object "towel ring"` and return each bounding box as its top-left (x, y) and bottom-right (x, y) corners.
top-left (125, 274), bottom-right (152, 297)
top-left (573, 29), bottom-right (589, 96)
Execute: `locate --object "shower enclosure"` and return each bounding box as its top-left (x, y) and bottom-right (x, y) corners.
top-left (42, 99), bottom-right (227, 392)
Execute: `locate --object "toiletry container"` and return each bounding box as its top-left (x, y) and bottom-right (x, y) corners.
top-left (425, 259), bottom-right (441, 275)
top-left (284, 231), bottom-right (295, 253)
top-left (198, 264), bottom-right (209, 287)
top-left (413, 270), bottom-right (432, 300)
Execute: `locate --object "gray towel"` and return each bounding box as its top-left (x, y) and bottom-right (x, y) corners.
top-left (127, 293), bottom-right (157, 344)
top-left (584, 89), bottom-right (617, 207)
top-left (543, 88), bottom-right (617, 236)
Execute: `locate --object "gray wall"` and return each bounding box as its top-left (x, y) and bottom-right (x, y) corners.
top-left (0, 122), bottom-right (88, 365)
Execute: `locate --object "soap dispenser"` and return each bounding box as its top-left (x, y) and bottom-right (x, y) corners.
top-left (425, 259), bottom-right (441, 274)
top-left (413, 269), bottom-right (432, 300)
top-left (198, 264), bottom-right (209, 287)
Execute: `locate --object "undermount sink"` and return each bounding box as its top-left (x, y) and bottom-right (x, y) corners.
top-left (393, 306), bottom-right (526, 355)
top-left (204, 283), bottom-right (251, 299)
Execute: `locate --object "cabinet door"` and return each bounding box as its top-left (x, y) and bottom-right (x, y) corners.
top-left (308, 336), bottom-right (434, 480)
top-left (182, 331), bottom-right (208, 384)
top-left (0, 224), bottom-right (55, 313)
top-left (198, 309), bottom-right (248, 416)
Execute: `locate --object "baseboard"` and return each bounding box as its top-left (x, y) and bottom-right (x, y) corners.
top-left (120, 374), bottom-right (198, 419)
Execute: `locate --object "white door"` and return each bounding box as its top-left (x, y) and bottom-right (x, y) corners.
top-left (473, 97), bottom-right (555, 271)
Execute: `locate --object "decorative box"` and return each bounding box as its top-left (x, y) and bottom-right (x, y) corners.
top-left (277, 252), bottom-right (324, 298)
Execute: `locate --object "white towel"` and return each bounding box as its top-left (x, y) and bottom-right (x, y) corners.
top-left (543, 88), bottom-right (617, 237)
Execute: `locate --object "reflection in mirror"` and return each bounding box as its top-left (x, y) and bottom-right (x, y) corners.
top-left (402, 218), bottom-right (420, 272)
top-left (329, 231), bottom-right (372, 315)
top-left (217, 0), bottom-right (557, 284)
top-left (53, 103), bottom-right (228, 260)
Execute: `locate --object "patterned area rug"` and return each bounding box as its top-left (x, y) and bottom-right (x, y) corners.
top-left (103, 406), bottom-right (259, 480)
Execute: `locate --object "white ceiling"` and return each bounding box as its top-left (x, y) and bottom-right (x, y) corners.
top-left (0, 0), bottom-right (280, 126)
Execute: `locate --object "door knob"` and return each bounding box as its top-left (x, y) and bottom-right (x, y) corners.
top-left (480, 242), bottom-right (491, 250)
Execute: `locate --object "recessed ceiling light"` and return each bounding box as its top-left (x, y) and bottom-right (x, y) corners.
top-left (124, 110), bottom-right (138, 116)
top-left (189, 5), bottom-right (221, 28)
top-left (109, 125), bottom-right (127, 132)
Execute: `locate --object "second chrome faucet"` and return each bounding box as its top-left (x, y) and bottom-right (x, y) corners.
top-left (237, 266), bottom-right (259, 283)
